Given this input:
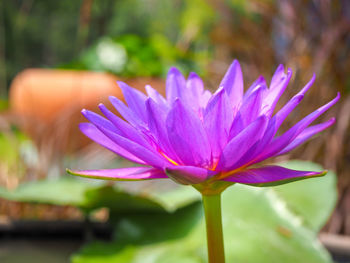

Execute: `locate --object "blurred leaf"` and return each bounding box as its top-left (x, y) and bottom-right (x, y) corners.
top-left (0, 177), bottom-right (100, 207)
top-left (273, 160), bottom-right (337, 232)
top-left (0, 176), bottom-right (199, 215)
top-left (0, 130), bottom-right (33, 176)
top-left (60, 34), bottom-right (209, 77)
top-left (72, 161), bottom-right (334, 263)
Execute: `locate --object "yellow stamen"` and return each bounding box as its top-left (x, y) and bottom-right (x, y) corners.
top-left (159, 151), bottom-right (179, 166)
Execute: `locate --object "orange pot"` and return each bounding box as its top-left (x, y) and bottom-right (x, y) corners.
top-left (9, 69), bottom-right (165, 153)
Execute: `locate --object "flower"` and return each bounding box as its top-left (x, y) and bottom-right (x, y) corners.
top-left (67, 60), bottom-right (339, 189)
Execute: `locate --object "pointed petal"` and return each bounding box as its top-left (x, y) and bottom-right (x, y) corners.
top-left (229, 117), bottom-right (277, 170)
top-left (117, 81), bottom-right (148, 122)
top-left (273, 74), bottom-right (316, 130)
top-left (273, 94), bottom-right (304, 130)
top-left (263, 67), bottom-right (292, 115)
top-left (270, 64), bottom-right (285, 88)
top-left (79, 123), bottom-right (145, 164)
top-left (98, 104), bottom-right (153, 149)
top-left (199, 90), bottom-right (212, 109)
top-left (145, 85), bottom-right (168, 109)
top-left (219, 60), bottom-right (243, 108)
top-left (244, 75), bottom-right (266, 99)
top-left (165, 166), bottom-right (215, 185)
top-left (166, 99), bottom-right (211, 166)
top-left (96, 124), bottom-right (169, 169)
top-left (67, 167), bottom-right (167, 181)
top-left (278, 118), bottom-right (335, 155)
top-left (186, 72), bottom-right (204, 111)
top-left (166, 67), bottom-right (186, 104)
top-left (240, 85), bottom-right (267, 126)
top-left (217, 115), bottom-right (268, 171)
top-left (109, 96), bottom-right (146, 128)
top-left (255, 92), bottom-right (340, 162)
top-left (81, 109), bottom-right (121, 134)
top-left (204, 89), bottom-right (234, 162)
top-left (187, 72), bottom-right (204, 98)
top-left (222, 165), bottom-right (327, 186)
top-left (146, 98), bottom-right (179, 162)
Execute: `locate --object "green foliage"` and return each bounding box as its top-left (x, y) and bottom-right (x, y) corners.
top-left (72, 160), bottom-right (336, 263)
top-left (0, 129), bottom-right (33, 179)
top-left (273, 161), bottom-right (337, 232)
top-left (61, 34), bottom-right (208, 77)
top-left (0, 176), bottom-right (199, 215)
top-left (0, 161), bottom-right (336, 262)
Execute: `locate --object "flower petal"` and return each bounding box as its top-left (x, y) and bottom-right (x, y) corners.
top-left (200, 90), bottom-right (212, 109)
top-left (79, 123), bottom-right (145, 164)
top-left (145, 85), bottom-right (168, 109)
top-left (109, 96), bottom-right (146, 128)
top-left (244, 75), bottom-right (266, 99)
top-left (273, 74), bottom-right (315, 130)
top-left (165, 166), bottom-right (215, 185)
top-left (217, 115), bottom-right (268, 171)
top-left (277, 118), bottom-right (336, 156)
top-left (81, 109), bottom-right (121, 134)
top-left (187, 72), bottom-right (204, 99)
top-left (240, 84), bottom-right (267, 126)
top-left (255, 92), bottom-right (340, 163)
top-left (166, 67), bottom-right (186, 105)
top-left (222, 165), bottom-right (327, 186)
top-left (117, 81), bottom-right (148, 122)
top-left (204, 89), bottom-right (234, 162)
top-left (263, 67), bottom-right (292, 115)
top-left (145, 98), bottom-right (180, 162)
top-left (219, 60), bottom-right (243, 109)
top-left (166, 99), bottom-right (211, 166)
top-left (98, 104), bottom-right (153, 149)
top-left (95, 124), bottom-right (169, 169)
top-left (67, 167), bottom-right (167, 181)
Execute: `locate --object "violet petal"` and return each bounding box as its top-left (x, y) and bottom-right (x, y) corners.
top-left (79, 123), bottom-right (145, 164)
top-left (166, 99), bottom-right (211, 166)
top-left (219, 60), bottom-right (243, 108)
top-left (165, 166), bottom-right (215, 185)
top-left (217, 115), bottom-right (268, 171)
top-left (277, 118), bottom-right (336, 156)
top-left (222, 165), bottom-right (326, 186)
top-left (67, 167), bottom-right (167, 181)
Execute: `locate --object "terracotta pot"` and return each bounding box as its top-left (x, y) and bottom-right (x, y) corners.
top-left (9, 69), bottom-right (165, 153)
top-left (10, 69), bottom-right (121, 123)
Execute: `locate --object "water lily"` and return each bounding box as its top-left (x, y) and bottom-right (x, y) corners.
top-left (68, 60), bottom-right (339, 263)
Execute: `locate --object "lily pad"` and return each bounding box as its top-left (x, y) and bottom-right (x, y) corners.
top-left (0, 176), bottom-right (199, 214)
top-left (72, 160), bottom-right (335, 263)
top-left (274, 160), bottom-right (337, 232)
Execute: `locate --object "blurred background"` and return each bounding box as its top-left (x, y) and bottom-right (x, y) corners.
top-left (0, 0), bottom-right (349, 262)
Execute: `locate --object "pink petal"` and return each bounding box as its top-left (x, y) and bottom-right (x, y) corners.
top-left (219, 60), bottom-right (243, 109)
top-left (166, 99), bottom-right (211, 166)
top-left (166, 67), bottom-right (186, 104)
top-left (217, 115), bottom-right (268, 171)
top-left (67, 167), bottom-right (167, 181)
top-left (117, 81), bottom-right (148, 122)
top-left (277, 118), bottom-right (336, 156)
top-left (165, 166), bottom-right (215, 185)
top-left (222, 165), bottom-right (326, 186)
top-left (79, 123), bottom-right (145, 164)
top-left (204, 89), bottom-right (234, 162)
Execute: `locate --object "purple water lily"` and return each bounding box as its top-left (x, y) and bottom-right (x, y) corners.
top-left (67, 60), bottom-right (339, 263)
top-left (68, 60), bottom-right (339, 187)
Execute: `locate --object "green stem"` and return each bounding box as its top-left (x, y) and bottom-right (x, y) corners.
top-left (202, 193), bottom-right (225, 263)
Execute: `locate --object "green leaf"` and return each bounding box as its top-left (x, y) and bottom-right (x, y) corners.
top-left (0, 176), bottom-right (199, 214)
top-left (72, 161), bottom-right (335, 263)
top-left (273, 160), bottom-right (337, 232)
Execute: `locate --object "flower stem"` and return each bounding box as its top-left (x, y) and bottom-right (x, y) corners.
top-left (202, 193), bottom-right (225, 263)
